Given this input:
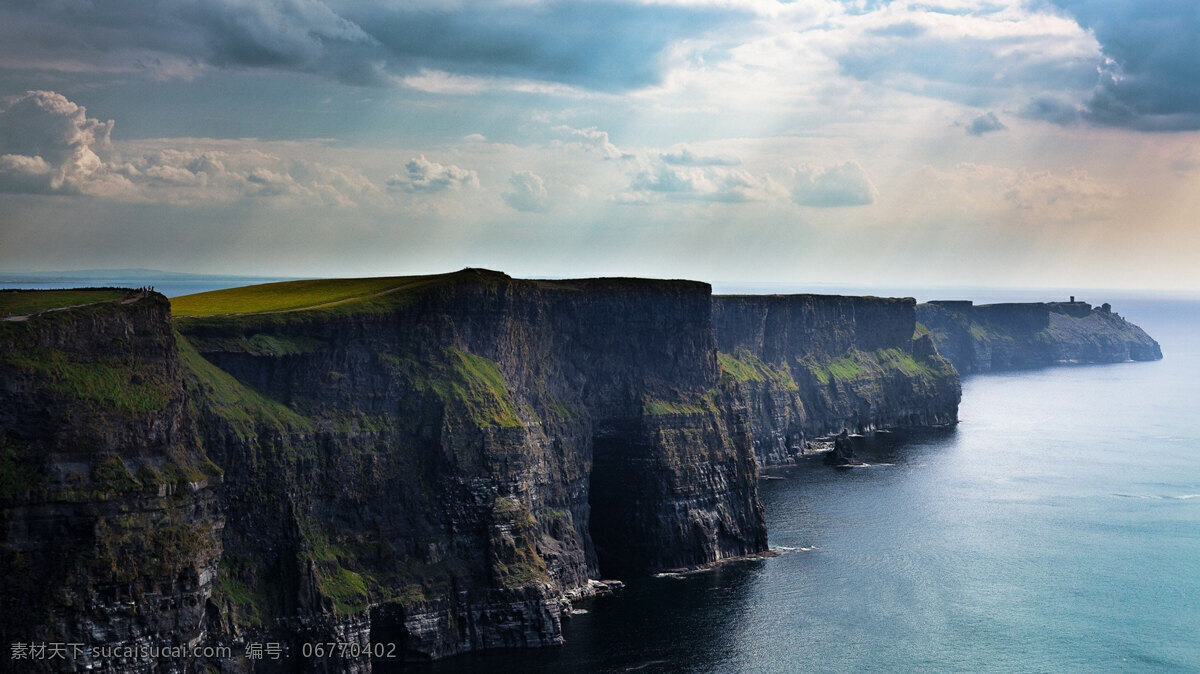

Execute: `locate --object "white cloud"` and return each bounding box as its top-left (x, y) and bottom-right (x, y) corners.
top-left (387, 155), bottom-right (480, 193)
top-left (553, 125), bottom-right (631, 159)
top-left (792, 162), bottom-right (878, 207)
top-left (0, 90), bottom-right (130, 196)
top-left (660, 147), bottom-right (741, 166)
top-left (0, 91), bottom-right (382, 206)
top-left (625, 163), bottom-right (771, 203)
top-left (503, 170), bottom-right (549, 212)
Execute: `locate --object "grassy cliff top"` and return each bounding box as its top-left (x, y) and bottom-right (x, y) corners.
top-left (0, 288), bottom-right (131, 316)
top-left (170, 272), bottom-right (494, 317)
top-left (171, 268), bottom-right (711, 318)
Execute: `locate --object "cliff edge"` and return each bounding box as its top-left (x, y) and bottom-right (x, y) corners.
top-left (916, 299), bottom-right (1163, 374)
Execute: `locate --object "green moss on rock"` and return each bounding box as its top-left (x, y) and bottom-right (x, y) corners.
top-left (718, 349), bottom-right (798, 390)
top-left (3, 347), bottom-right (173, 415)
top-left (177, 332), bottom-right (312, 436)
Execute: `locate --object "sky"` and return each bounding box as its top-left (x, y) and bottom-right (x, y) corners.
top-left (0, 0), bottom-right (1198, 291)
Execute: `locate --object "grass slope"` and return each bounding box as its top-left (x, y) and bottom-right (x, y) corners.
top-left (171, 275), bottom-right (449, 317)
top-left (0, 289), bottom-right (128, 316)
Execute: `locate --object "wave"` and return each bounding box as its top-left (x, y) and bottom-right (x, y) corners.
top-left (772, 545), bottom-right (818, 553)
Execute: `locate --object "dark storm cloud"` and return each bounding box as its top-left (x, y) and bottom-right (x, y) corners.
top-left (0, 0), bottom-right (741, 91)
top-left (1044, 0), bottom-right (1200, 130)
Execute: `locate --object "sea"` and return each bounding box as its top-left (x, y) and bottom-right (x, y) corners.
top-left (5, 273), bottom-right (1197, 672)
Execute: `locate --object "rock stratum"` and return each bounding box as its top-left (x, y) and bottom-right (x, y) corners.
top-left (0, 273), bottom-right (1161, 672)
top-left (713, 295), bottom-right (961, 466)
top-left (916, 300), bottom-right (1163, 374)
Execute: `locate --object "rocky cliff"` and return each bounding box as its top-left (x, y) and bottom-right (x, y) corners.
top-left (0, 292), bottom-right (223, 673)
top-left (2, 270), bottom-right (767, 672)
top-left (916, 300), bottom-right (1163, 374)
top-left (713, 295), bottom-right (961, 465)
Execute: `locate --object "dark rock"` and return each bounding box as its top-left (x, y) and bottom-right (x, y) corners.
top-left (712, 294), bottom-right (961, 466)
top-left (916, 300), bottom-right (1163, 374)
top-left (0, 293), bottom-right (223, 673)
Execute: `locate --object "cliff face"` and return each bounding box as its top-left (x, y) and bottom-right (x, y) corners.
top-left (713, 295), bottom-right (961, 465)
top-left (0, 293), bottom-right (223, 673)
top-left (173, 270), bottom-right (766, 667)
top-left (916, 300), bottom-right (1163, 374)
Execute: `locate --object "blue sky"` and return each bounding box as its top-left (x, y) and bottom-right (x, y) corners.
top-left (1, 0), bottom-right (1198, 290)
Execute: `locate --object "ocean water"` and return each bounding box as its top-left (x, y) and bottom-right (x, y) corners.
top-left (418, 297), bottom-right (1200, 673)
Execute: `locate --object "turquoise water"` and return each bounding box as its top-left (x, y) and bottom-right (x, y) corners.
top-left (422, 298), bottom-right (1200, 672)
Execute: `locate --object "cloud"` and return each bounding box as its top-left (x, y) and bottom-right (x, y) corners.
top-left (660, 148), bottom-right (741, 166)
top-left (387, 155), bottom-right (479, 193)
top-left (1046, 1), bottom-right (1200, 130)
top-left (625, 164), bottom-right (768, 203)
top-left (113, 147), bottom-right (380, 206)
top-left (999, 167), bottom-right (1117, 217)
top-left (792, 162), bottom-right (878, 207)
top-left (1020, 96), bottom-right (1082, 125)
top-left (0, 0), bottom-right (741, 91)
top-left (965, 111), bottom-right (1007, 135)
top-left (0, 91), bottom-right (380, 205)
top-left (0, 90), bottom-right (134, 196)
top-left (908, 162), bottom-right (1121, 224)
top-left (833, 3), bottom-right (1101, 108)
top-left (553, 125), bottom-right (631, 159)
top-left (503, 170), bottom-right (550, 212)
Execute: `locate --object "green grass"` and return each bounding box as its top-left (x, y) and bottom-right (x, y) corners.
top-left (717, 349), bottom-right (799, 390)
top-left (176, 332), bottom-right (312, 435)
top-left (2, 347), bottom-right (173, 415)
top-left (805, 352), bottom-right (865, 384)
top-left (804, 347), bottom-right (949, 386)
top-left (0, 289), bottom-right (128, 316)
top-left (491, 496), bottom-right (551, 590)
top-left (189, 333), bottom-right (325, 357)
top-left (91, 454), bottom-right (142, 493)
top-left (317, 567), bottom-right (369, 614)
top-left (170, 274), bottom-right (466, 317)
top-left (213, 560), bottom-right (264, 627)
top-left (643, 398), bottom-right (709, 416)
top-left (387, 347), bottom-right (523, 428)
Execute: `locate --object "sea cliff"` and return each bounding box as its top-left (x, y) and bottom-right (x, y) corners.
top-left (0, 292), bottom-right (223, 673)
top-left (2, 271), bottom-right (767, 671)
top-left (916, 300), bottom-right (1163, 374)
top-left (713, 295), bottom-right (961, 465)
